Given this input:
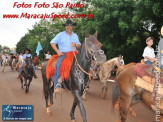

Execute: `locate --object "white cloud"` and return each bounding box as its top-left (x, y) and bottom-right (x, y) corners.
top-left (0, 0), bottom-right (72, 48)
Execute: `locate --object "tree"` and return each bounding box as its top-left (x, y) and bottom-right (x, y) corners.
top-left (71, 0), bottom-right (163, 63)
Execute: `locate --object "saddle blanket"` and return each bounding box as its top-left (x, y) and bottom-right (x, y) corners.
top-left (134, 63), bottom-right (163, 95)
top-left (46, 51), bottom-right (77, 81)
top-left (134, 63), bottom-right (163, 84)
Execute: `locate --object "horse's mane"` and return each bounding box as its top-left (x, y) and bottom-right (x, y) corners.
top-left (106, 57), bottom-right (118, 64)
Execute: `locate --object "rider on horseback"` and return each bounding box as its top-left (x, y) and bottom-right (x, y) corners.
top-left (16, 52), bottom-right (23, 69)
top-left (17, 48), bottom-right (38, 79)
top-left (50, 19), bottom-right (81, 93)
top-left (142, 37), bottom-right (157, 66)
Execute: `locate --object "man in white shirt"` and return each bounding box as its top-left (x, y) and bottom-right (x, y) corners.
top-left (2, 53), bottom-right (7, 60)
top-left (142, 37), bottom-right (157, 66)
top-left (44, 51), bottom-right (51, 60)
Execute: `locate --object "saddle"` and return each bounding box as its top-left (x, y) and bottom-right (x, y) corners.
top-left (46, 51), bottom-right (77, 81)
top-left (134, 63), bottom-right (163, 96)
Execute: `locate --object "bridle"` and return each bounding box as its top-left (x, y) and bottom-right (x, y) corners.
top-left (73, 38), bottom-right (105, 77)
top-left (25, 57), bottom-right (33, 69)
top-left (84, 38), bottom-right (104, 61)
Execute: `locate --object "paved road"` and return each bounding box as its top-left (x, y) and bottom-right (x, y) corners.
top-left (0, 66), bottom-right (156, 122)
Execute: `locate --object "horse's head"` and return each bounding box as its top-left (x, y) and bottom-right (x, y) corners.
top-left (25, 57), bottom-right (33, 69)
top-left (84, 31), bottom-right (106, 65)
top-left (115, 55), bottom-right (124, 67)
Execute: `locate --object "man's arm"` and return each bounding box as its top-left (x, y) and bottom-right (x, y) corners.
top-left (51, 43), bottom-right (63, 56)
top-left (144, 56), bottom-right (157, 62)
top-left (71, 42), bottom-right (81, 49)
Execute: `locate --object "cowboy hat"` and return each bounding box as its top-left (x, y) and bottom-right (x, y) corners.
top-left (24, 48), bottom-right (31, 53)
top-left (161, 26), bottom-right (163, 36)
top-left (62, 19), bottom-right (77, 26)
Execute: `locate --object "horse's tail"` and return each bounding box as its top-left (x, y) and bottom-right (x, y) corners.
top-left (112, 76), bottom-right (119, 111)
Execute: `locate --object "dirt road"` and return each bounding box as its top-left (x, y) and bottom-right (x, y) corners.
top-left (0, 66), bottom-right (156, 122)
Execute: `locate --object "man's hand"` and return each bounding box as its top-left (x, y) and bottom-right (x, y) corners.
top-left (51, 43), bottom-right (64, 56)
top-left (153, 58), bottom-right (157, 62)
top-left (57, 51), bottom-right (64, 56)
top-left (71, 42), bottom-right (76, 47)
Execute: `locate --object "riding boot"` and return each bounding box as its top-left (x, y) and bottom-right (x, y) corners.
top-left (33, 72), bottom-right (38, 78)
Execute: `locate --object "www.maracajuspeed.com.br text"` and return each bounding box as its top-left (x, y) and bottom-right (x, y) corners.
top-left (3, 12), bottom-right (94, 20)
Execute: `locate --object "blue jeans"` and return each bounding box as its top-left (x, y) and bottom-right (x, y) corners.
top-left (19, 62), bottom-right (35, 74)
top-left (161, 65), bottom-right (163, 71)
top-left (54, 53), bottom-right (66, 88)
top-left (145, 61), bottom-right (153, 66)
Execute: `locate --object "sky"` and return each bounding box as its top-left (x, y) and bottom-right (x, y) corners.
top-left (0, 0), bottom-right (72, 48)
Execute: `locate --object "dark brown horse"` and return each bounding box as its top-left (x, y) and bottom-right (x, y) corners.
top-left (20, 57), bottom-right (34, 93)
top-left (112, 63), bottom-right (163, 122)
top-left (41, 31), bottom-right (106, 122)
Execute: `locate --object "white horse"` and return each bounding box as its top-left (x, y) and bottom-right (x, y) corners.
top-left (2, 58), bottom-right (9, 72)
top-left (82, 55), bottom-right (124, 100)
top-left (11, 59), bottom-right (17, 71)
top-left (99, 55), bottom-right (124, 98)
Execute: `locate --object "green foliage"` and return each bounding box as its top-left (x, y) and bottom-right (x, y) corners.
top-left (16, 0), bottom-right (163, 63)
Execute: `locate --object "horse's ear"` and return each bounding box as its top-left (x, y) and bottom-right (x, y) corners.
top-left (119, 55), bottom-right (121, 58)
top-left (94, 31), bottom-right (98, 38)
top-left (122, 55), bottom-right (123, 58)
top-left (85, 30), bottom-right (89, 38)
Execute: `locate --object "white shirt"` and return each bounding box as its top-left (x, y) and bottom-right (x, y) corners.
top-left (45, 54), bottom-right (51, 59)
top-left (142, 46), bottom-right (155, 62)
top-left (2, 55), bottom-right (6, 60)
top-left (19, 55), bottom-right (23, 60)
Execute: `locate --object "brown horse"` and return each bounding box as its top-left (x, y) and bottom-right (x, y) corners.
top-left (112, 63), bottom-right (163, 122)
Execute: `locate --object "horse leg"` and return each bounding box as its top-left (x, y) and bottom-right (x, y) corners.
top-left (114, 97), bottom-right (120, 109)
top-left (20, 78), bottom-right (23, 89)
top-left (70, 99), bottom-right (77, 121)
top-left (3, 65), bottom-right (5, 72)
top-left (24, 79), bottom-right (28, 93)
top-left (2, 65), bottom-right (5, 72)
top-left (27, 79), bottom-right (32, 92)
top-left (119, 97), bottom-right (132, 122)
top-left (49, 85), bottom-right (54, 106)
top-left (73, 90), bottom-right (87, 122)
top-left (45, 90), bottom-right (50, 114)
top-left (129, 107), bottom-right (136, 117)
top-left (101, 81), bottom-right (108, 99)
top-left (82, 89), bottom-right (88, 101)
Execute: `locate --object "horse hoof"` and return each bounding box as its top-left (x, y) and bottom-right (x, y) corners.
top-left (114, 104), bottom-right (119, 109)
top-left (131, 111), bottom-right (137, 117)
top-left (71, 119), bottom-right (76, 122)
top-left (101, 93), bottom-right (106, 99)
top-left (46, 108), bottom-right (51, 115)
top-left (82, 97), bottom-right (87, 101)
top-left (48, 102), bottom-right (53, 107)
